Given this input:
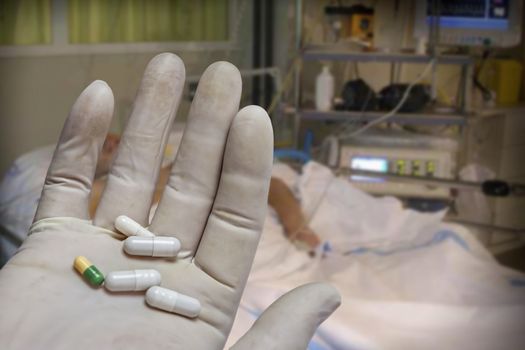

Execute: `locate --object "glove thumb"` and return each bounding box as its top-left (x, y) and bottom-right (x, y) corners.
top-left (231, 282), bottom-right (341, 350)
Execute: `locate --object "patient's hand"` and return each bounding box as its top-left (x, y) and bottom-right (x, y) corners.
top-left (294, 227), bottom-right (322, 250)
top-left (268, 178), bottom-right (322, 252)
top-left (0, 54), bottom-right (340, 350)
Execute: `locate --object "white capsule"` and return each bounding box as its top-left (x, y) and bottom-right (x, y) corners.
top-left (104, 269), bottom-right (161, 292)
top-left (146, 286), bottom-right (201, 318)
top-left (123, 236), bottom-right (181, 257)
top-left (115, 215), bottom-right (155, 237)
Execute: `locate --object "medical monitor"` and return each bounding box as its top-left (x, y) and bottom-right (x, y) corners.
top-left (414, 0), bottom-right (523, 47)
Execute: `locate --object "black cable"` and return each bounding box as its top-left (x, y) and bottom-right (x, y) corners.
top-left (473, 49), bottom-right (493, 101)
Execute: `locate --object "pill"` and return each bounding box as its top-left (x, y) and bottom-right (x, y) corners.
top-left (104, 269), bottom-right (161, 292)
top-left (124, 236), bottom-right (181, 257)
top-left (115, 215), bottom-right (155, 237)
top-left (74, 256), bottom-right (104, 286)
top-left (145, 286), bottom-right (201, 318)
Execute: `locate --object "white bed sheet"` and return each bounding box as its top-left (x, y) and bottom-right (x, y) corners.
top-left (2, 145), bottom-right (525, 349)
top-left (227, 162), bottom-right (525, 350)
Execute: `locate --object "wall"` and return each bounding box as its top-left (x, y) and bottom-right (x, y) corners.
top-left (0, 1), bottom-right (254, 175)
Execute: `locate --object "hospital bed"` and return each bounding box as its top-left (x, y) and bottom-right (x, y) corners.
top-left (2, 131), bottom-right (525, 349)
top-left (227, 161), bottom-right (525, 349)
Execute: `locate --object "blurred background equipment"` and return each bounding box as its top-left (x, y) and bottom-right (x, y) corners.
top-left (324, 3), bottom-right (375, 45)
top-left (478, 58), bottom-right (523, 105)
top-left (322, 130), bottom-right (458, 199)
top-left (340, 78), bottom-right (377, 111)
top-left (378, 83), bottom-right (430, 113)
top-left (315, 65), bottom-right (335, 111)
top-left (414, 0), bottom-right (524, 48)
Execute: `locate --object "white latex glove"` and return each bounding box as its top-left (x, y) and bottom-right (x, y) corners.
top-left (0, 53), bottom-right (340, 349)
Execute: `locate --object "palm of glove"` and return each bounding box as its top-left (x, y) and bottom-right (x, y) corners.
top-left (1, 219), bottom-right (248, 349)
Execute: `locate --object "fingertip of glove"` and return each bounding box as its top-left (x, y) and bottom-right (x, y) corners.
top-left (314, 282), bottom-right (342, 314)
top-left (207, 61), bottom-right (241, 78)
top-left (237, 105), bottom-right (269, 119)
top-left (309, 282), bottom-right (342, 303)
top-left (89, 79), bottom-right (110, 89)
top-left (235, 106), bottom-right (273, 136)
top-left (147, 52), bottom-right (186, 81)
top-left (293, 282), bottom-right (342, 316)
top-left (84, 80), bottom-right (113, 99)
top-left (227, 106), bottom-right (273, 176)
top-left (71, 80), bottom-right (114, 134)
top-left (203, 61), bottom-right (242, 91)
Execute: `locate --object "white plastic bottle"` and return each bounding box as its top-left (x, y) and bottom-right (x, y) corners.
top-left (315, 65), bottom-right (334, 111)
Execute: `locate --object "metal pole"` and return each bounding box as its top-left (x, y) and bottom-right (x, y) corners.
top-left (293, 0), bottom-right (303, 148)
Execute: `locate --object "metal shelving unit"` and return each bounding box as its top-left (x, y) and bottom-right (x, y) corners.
top-left (291, 0), bottom-right (474, 146)
top-left (302, 45), bottom-right (473, 65)
top-left (300, 109), bottom-right (468, 126)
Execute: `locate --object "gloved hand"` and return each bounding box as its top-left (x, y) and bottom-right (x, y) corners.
top-left (0, 53), bottom-right (340, 350)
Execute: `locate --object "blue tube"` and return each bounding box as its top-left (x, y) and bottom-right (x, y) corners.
top-left (273, 149), bottom-right (310, 163)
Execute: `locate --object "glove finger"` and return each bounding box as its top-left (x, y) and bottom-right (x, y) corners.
top-left (231, 283), bottom-right (342, 350)
top-left (35, 80), bottom-right (114, 222)
top-left (94, 53), bottom-right (185, 229)
top-left (149, 61), bottom-right (241, 257)
top-left (194, 106), bottom-right (273, 288)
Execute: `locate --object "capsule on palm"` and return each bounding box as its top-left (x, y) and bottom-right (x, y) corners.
top-left (115, 215), bottom-right (155, 237)
top-left (123, 236), bottom-right (181, 257)
top-left (145, 286), bottom-right (201, 318)
top-left (73, 256), bottom-right (104, 287)
top-left (104, 269), bottom-right (161, 292)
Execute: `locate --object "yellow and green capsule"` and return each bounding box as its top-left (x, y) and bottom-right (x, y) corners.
top-left (74, 256), bottom-right (104, 286)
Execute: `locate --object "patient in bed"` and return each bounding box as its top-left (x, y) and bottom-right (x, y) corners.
top-left (0, 134), bottom-right (320, 265)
